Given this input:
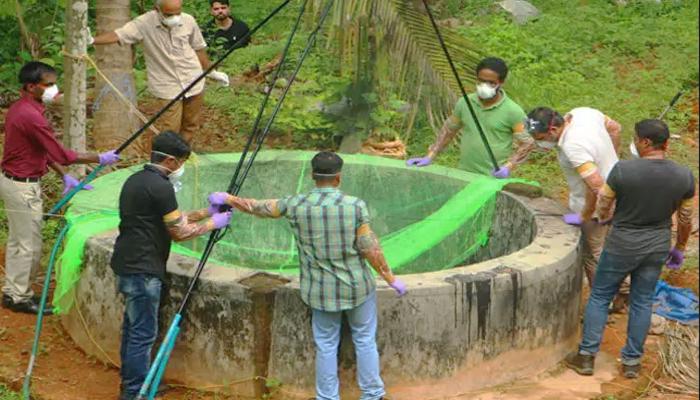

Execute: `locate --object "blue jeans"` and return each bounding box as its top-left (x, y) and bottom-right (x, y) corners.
top-left (312, 292), bottom-right (385, 400)
top-left (579, 250), bottom-right (666, 365)
top-left (117, 274), bottom-right (162, 396)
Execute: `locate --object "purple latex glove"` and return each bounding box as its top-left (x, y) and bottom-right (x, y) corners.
top-left (207, 204), bottom-right (219, 217)
top-left (208, 192), bottom-right (230, 206)
top-left (666, 248), bottom-right (684, 270)
top-left (62, 174), bottom-right (93, 195)
top-left (211, 211), bottom-right (232, 230)
top-left (491, 166), bottom-right (510, 179)
top-left (563, 213), bottom-right (583, 226)
top-left (98, 150), bottom-right (120, 166)
top-left (389, 279), bottom-right (407, 297)
top-left (406, 157), bottom-right (432, 167)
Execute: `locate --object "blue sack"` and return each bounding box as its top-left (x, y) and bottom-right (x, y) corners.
top-left (654, 280), bottom-right (699, 325)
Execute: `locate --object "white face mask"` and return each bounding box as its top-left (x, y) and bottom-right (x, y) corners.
top-left (169, 163), bottom-right (185, 192)
top-left (536, 140), bottom-right (556, 150)
top-left (41, 84), bottom-right (59, 104)
top-left (151, 151), bottom-right (186, 192)
top-left (161, 13), bottom-right (182, 28)
top-left (476, 83), bottom-right (498, 100)
top-left (629, 142), bottom-right (640, 159)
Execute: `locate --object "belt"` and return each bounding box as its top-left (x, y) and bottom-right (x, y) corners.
top-left (2, 171), bottom-right (40, 183)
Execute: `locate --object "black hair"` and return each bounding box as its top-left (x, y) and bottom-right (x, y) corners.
top-left (635, 119), bottom-right (669, 149)
top-left (19, 61), bottom-right (57, 86)
top-left (311, 151), bottom-right (343, 181)
top-left (210, 0), bottom-right (229, 6)
top-left (476, 57), bottom-right (509, 81)
top-left (525, 107), bottom-right (565, 135)
top-left (151, 131), bottom-right (191, 163)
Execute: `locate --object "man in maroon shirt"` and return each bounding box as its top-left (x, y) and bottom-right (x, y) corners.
top-left (1, 61), bottom-right (120, 314)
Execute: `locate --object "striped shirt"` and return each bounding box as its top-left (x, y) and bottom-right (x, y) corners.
top-left (277, 187), bottom-right (376, 312)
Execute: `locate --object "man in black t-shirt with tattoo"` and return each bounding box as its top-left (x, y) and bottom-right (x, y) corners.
top-left (203, 0), bottom-right (251, 59)
top-left (111, 131), bottom-right (232, 400)
top-left (565, 119), bottom-right (695, 380)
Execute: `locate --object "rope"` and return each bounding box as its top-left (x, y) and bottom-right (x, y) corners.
top-left (72, 290), bottom-right (120, 368)
top-left (62, 50), bottom-right (160, 137)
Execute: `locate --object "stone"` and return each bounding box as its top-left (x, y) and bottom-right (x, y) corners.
top-left (649, 313), bottom-right (666, 335)
top-left (498, 0), bottom-right (541, 25)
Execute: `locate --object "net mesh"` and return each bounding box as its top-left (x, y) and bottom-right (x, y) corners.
top-left (53, 150), bottom-right (534, 313)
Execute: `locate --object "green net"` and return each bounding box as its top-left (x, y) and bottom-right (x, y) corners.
top-left (53, 150), bottom-right (535, 313)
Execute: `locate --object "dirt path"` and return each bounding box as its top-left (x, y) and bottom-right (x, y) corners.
top-left (1, 289), bottom-right (688, 400)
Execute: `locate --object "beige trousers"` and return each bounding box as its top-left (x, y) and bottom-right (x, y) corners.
top-left (152, 93), bottom-right (204, 145)
top-left (0, 174), bottom-right (43, 302)
top-left (581, 221), bottom-right (630, 294)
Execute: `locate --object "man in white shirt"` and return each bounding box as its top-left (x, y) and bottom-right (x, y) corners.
top-left (92, 0), bottom-right (229, 145)
top-left (525, 106), bottom-right (629, 308)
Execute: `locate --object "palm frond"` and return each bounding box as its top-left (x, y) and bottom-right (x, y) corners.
top-left (310, 0), bottom-right (483, 139)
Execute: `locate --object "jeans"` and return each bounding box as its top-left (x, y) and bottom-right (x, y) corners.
top-left (117, 274), bottom-right (162, 396)
top-left (312, 291), bottom-right (385, 400)
top-left (579, 250), bottom-right (666, 365)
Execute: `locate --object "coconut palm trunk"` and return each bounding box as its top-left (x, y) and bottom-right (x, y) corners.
top-left (93, 0), bottom-right (142, 156)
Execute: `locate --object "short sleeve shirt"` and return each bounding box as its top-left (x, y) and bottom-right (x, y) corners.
top-left (202, 18), bottom-right (251, 58)
top-left (277, 187), bottom-right (375, 312)
top-left (557, 107), bottom-right (619, 214)
top-left (115, 11), bottom-right (207, 99)
top-left (604, 159), bottom-right (695, 255)
top-left (453, 91), bottom-right (526, 175)
top-left (111, 165), bottom-right (178, 280)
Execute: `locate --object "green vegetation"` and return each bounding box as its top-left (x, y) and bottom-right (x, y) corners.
top-left (0, 385), bottom-right (20, 400)
top-left (0, 1), bottom-right (697, 266)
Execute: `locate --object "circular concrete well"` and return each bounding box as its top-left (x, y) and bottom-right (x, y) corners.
top-left (59, 151), bottom-right (581, 399)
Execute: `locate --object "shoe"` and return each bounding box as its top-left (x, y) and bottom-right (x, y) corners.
top-left (3, 297), bottom-right (53, 315)
top-left (118, 391), bottom-right (137, 400)
top-left (119, 384), bottom-right (169, 400)
top-left (564, 351), bottom-right (594, 376)
top-left (622, 363), bottom-right (641, 378)
top-left (1, 294), bottom-right (12, 308)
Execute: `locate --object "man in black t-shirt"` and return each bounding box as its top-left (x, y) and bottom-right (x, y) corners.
top-left (111, 131), bottom-right (232, 400)
top-left (565, 119), bottom-right (695, 380)
top-left (203, 0), bottom-right (251, 59)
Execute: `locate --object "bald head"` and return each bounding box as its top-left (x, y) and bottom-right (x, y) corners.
top-left (156, 0), bottom-right (182, 15)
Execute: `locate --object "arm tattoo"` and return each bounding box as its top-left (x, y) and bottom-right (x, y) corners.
top-left (231, 197), bottom-right (281, 218)
top-left (186, 208), bottom-right (210, 222)
top-left (356, 228), bottom-right (394, 283)
top-left (165, 213), bottom-right (213, 242)
top-left (675, 198), bottom-right (694, 251)
top-left (428, 116), bottom-right (461, 158)
top-left (595, 184), bottom-right (616, 222)
top-left (508, 133), bottom-right (536, 168)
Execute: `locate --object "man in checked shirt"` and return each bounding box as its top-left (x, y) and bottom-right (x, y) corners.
top-left (208, 151), bottom-right (407, 400)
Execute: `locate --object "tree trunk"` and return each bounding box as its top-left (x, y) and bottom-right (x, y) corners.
top-left (339, 5), bottom-right (377, 154)
top-left (93, 0), bottom-right (141, 156)
top-left (63, 0), bottom-right (89, 176)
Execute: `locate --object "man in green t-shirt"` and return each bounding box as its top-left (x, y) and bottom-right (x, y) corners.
top-left (407, 57), bottom-right (534, 177)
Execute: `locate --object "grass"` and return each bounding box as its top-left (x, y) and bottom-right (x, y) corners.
top-left (0, 385), bottom-right (20, 400)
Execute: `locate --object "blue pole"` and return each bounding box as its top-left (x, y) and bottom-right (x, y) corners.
top-left (136, 314), bottom-right (182, 400)
top-left (148, 324), bottom-right (180, 400)
top-left (22, 222), bottom-right (70, 399)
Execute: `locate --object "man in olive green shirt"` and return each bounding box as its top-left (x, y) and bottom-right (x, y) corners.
top-left (407, 57), bottom-right (533, 177)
